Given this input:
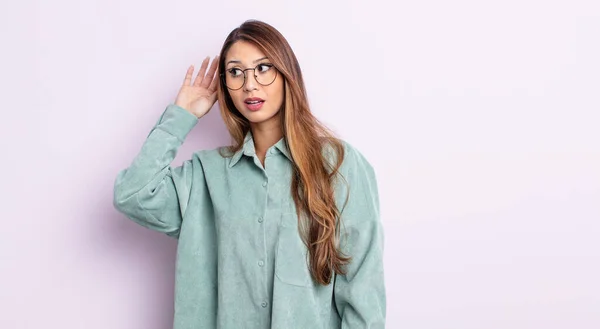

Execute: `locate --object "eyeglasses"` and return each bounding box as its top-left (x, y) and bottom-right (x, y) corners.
top-left (220, 63), bottom-right (278, 90)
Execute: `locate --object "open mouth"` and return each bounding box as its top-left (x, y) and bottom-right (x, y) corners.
top-left (244, 97), bottom-right (265, 111)
top-left (244, 98), bottom-right (265, 111)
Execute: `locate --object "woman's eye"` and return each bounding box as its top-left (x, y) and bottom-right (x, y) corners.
top-left (229, 68), bottom-right (242, 77)
top-left (257, 64), bottom-right (272, 73)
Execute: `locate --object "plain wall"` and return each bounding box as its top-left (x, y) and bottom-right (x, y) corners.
top-left (1, 0), bottom-right (599, 328)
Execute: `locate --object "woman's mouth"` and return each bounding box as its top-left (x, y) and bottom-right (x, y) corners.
top-left (244, 98), bottom-right (265, 111)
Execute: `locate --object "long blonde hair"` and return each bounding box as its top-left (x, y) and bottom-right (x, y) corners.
top-left (216, 20), bottom-right (350, 285)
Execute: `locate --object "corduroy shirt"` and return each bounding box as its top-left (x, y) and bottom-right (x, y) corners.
top-left (113, 103), bottom-right (386, 329)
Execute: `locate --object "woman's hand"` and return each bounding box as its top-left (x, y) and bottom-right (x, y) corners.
top-left (174, 56), bottom-right (220, 119)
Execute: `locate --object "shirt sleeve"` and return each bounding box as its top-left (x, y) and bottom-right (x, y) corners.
top-left (333, 142), bottom-right (386, 328)
top-left (113, 103), bottom-right (200, 238)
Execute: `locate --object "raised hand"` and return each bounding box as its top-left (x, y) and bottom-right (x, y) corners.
top-left (174, 56), bottom-right (220, 119)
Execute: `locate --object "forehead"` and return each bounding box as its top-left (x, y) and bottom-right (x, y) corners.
top-left (225, 41), bottom-right (267, 65)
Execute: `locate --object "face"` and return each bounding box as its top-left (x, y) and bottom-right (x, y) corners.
top-left (223, 41), bottom-right (284, 127)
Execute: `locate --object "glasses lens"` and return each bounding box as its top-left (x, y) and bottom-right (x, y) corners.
top-left (225, 68), bottom-right (244, 90)
top-left (255, 64), bottom-right (277, 86)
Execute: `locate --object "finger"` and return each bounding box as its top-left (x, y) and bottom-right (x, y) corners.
top-left (202, 55), bottom-right (220, 89)
top-left (183, 65), bottom-right (194, 86)
top-left (208, 68), bottom-right (219, 93)
top-left (193, 57), bottom-right (210, 87)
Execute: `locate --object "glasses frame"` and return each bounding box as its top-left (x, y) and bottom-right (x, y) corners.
top-left (220, 63), bottom-right (279, 90)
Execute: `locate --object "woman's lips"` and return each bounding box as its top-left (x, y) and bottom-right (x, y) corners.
top-left (245, 100), bottom-right (264, 111)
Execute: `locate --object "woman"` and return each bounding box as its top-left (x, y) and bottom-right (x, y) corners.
top-left (113, 19), bottom-right (385, 329)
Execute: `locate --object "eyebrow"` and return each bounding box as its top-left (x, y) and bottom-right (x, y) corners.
top-left (226, 56), bottom-right (269, 66)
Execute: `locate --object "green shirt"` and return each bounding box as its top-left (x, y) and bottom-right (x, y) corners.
top-left (113, 103), bottom-right (386, 329)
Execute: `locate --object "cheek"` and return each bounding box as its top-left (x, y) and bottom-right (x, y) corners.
top-left (270, 82), bottom-right (285, 104)
top-left (229, 91), bottom-right (245, 107)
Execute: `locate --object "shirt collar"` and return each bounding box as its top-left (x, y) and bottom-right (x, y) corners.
top-left (228, 131), bottom-right (292, 168)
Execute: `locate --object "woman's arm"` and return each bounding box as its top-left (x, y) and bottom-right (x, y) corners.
top-left (113, 103), bottom-right (200, 238)
top-left (334, 142), bottom-right (386, 328)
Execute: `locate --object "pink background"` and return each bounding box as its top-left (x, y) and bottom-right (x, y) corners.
top-left (2, 0), bottom-right (599, 328)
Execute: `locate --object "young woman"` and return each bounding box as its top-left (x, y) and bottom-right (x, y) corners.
top-left (113, 19), bottom-right (386, 329)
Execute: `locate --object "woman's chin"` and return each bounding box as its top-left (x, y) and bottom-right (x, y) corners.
top-left (241, 109), bottom-right (281, 124)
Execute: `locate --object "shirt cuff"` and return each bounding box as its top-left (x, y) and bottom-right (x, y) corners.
top-left (155, 103), bottom-right (199, 142)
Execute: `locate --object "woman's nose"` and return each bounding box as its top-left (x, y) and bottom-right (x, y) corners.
top-left (243, 71), bottom-right (259, 91)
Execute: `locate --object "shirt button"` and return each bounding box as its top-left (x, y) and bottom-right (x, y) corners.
top-left (258, 260), bottom-right (264, 267)
top-left (270, 149), bottom-right (277, 155)
top-left (258, 217), bottom-right (263, 223)
top-left (262, 181), bottom-right (267, 187)
top-left (261, 301), bottom-right (268, 308)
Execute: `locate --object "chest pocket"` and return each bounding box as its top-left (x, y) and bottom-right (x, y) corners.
top-left (275, 213), bottom-right (316, 288)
